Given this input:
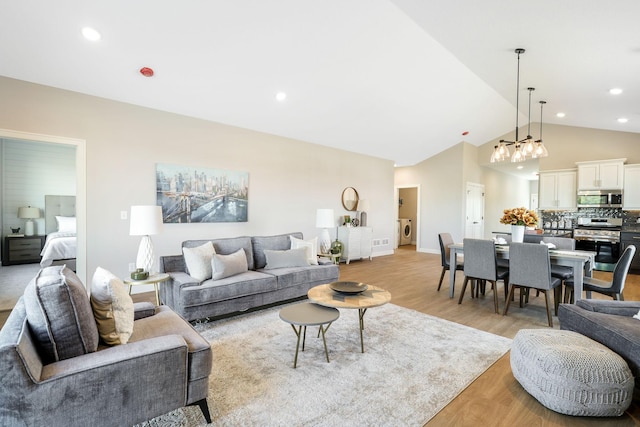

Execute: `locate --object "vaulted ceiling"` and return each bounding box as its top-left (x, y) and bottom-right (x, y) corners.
top-left (1, 0), bottom-right (638, 166)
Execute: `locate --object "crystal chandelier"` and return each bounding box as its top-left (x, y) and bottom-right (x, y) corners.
top-left (490, 48), bottom-right (549, 163)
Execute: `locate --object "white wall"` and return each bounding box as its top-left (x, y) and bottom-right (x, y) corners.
top-left (0, 76), bottom-right (396, 285)
top-left (1, 139), bottom-right (76, 238)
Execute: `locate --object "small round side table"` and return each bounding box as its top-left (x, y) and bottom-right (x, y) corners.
top-left (123, 273), bottom-right (170, 306)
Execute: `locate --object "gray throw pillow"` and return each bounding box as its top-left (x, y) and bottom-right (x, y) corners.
top-left (264, 248), bottom-right (310, 269)
top-left (212, 248), bottom-right (249, 280)
top-left (23, 265), bottom-right (99, 363)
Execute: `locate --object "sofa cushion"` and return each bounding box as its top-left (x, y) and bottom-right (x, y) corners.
top-left (264, 248), bottom-right (309, 269)
top-left (183, 241), bottom-right (215, 281)
top-left (261, 264), bottom-right (340, 289)
top-left (252, 232), bottom-right (303, 269)
top-left (23, 265), bottom-right (99, 363)
top-left (90, 267), bottom-right (135, 345)
top-left (212, 248), bottom-right (248, 280)
top-left (180, 271), bottom-right (278, 306)
top-left (290, 235), bottom-right (318, 265)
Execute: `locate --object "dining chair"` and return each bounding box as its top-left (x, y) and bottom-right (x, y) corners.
top-left (503, 242), bottom-right (562, 327)
top-left (437, 233), bottom-right (464, 291)
top-left (564, 245), bottom-right (636, 302)
top-left (457, 238), bottom-right (508, 314)
top-left (539, 237), bottom-right (575, 302)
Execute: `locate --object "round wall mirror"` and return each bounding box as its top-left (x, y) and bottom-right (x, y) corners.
top-left (341, 187), bottom-right (359, 211)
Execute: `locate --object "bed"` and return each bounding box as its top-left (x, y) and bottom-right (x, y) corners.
top-left (40, 195), bottom-right (77, 270)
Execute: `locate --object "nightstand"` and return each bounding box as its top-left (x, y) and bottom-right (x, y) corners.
top-left (2, 235), bottom-right (46, 265)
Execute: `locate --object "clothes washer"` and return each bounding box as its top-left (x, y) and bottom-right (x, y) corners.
top-left (399, 218), bottom-right (412, 245)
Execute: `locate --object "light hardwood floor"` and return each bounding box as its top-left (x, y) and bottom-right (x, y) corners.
top-left (132, 246), bottom-right (640, 425)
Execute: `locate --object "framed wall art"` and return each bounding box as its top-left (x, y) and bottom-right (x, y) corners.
top-left (156, 163), bottom-right (249, 223)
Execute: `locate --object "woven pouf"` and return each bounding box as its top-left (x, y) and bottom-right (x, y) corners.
top-left (511, 329), bottom-right (634, 417)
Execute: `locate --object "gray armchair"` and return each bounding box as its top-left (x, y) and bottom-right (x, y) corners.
top-left (0, 267), bottom-right (212, 426)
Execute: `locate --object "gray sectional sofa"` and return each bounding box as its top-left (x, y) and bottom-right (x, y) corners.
top-left (159, 232), bottom-right (340, 321)
top-left (559, 299), bottom-right (640, 395)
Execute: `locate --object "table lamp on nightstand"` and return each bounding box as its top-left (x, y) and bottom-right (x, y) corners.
top-left (18, 206), bottom-right (40, 236)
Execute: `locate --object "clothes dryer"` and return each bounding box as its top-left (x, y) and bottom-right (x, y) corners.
top-left (399, 218), bottom-right (412, 245)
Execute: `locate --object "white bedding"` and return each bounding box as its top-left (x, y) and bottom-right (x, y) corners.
top-left (40, 232), bottom-right (77, 267)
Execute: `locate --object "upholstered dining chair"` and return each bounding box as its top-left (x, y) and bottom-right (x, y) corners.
top-left (437, 233), bottom-right (464, 291)
top-left (538, 237), bottom-right (575, 303)
top-left (457, 238), bottom-right (508, 314)
top-left (564, 245), bottom-right (636, 302)
top-left (503, 242), bottom-right (562, 327)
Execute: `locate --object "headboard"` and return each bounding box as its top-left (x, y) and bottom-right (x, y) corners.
top-left (45, 195), bottom-right (76, 234)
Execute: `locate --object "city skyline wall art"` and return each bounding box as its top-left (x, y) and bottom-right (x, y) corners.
top-left (156, 163), bottom-right (249, 223)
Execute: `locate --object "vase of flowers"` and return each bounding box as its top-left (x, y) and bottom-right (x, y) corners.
top-left (499, 207), bottom-right (539, 243)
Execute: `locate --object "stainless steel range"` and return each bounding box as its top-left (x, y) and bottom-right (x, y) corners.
top-left (574, 217), bottom-right (622, 271)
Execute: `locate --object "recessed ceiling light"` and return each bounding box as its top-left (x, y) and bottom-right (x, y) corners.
top-left (275, 92), bottom-right (287, 102)
top-left (82, 27), bottom-right (101, 41)
top-left (617, 117), bottom-right (628, 123)
top-left (609, 88), bottom-right (623, 95)
top-left (517, 165), bottom-right (524, 170)
top-left (556, 112), bottom-right (566, 118)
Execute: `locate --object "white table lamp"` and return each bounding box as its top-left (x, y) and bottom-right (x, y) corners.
top-left (316, 208), bottom-right (335, 255)
top-left (129, 205), bottom-right (164, 273)
top-left (18, 206), bottom-right (40, 236)
top-left (357, 199), bottom-right (370, 227)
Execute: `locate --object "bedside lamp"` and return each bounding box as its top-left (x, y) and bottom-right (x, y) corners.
top-left (316, 208), bottom-right (335, 255)
top-left (129, 205), bottom-right (164, 274)
top-left (18, 206), bottom-right (40, 236)
top-left (357, 199), bottom-right (370, 227)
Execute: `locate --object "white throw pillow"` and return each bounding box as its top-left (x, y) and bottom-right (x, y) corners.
top-left (56, 216), bottom-right (77, 233)
top-left (290, 235), bottom-right (318, 265)
top-left (212, 248), bottom-right (249, 280)
top-left (183, 242), bottom-right (216, 281)
top-left (90, 267), bottom-right (134, 345)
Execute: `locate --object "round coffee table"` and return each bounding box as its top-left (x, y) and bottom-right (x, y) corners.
top-left (123, 273), bottom-right (170, 306)
top-left (279, 302), bottom-right (340, 368)
top-left (308, 283), bottom-right (391, 353)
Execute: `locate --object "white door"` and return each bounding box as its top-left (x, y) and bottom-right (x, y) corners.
top-left (465, 183), bottom-right (484, 238)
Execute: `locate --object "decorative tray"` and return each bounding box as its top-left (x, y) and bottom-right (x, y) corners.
top-left (329, 281), bottom-right (368, 294)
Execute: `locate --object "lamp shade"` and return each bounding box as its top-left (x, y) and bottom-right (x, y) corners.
top-left (129, 205), bottom-right (164, 236)
top-left (357, 199), bottom-right (370, 212)
top-left (315, 209), bottom-right (334, 228)
top-left (18, 206), bottom-right (40, 219)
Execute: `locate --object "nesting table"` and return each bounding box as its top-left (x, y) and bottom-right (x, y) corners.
top-left (123, 273), bottom-right (170, 306)
top-left (308, 283), bottom-right (391, 353)
top-left (279, 302), bottom-right (340, 368)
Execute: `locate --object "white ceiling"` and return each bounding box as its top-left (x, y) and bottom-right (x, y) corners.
top-left (1, 0), bottom-right (638, 168)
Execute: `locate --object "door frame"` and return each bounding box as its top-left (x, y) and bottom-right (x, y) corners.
top-left (394, 184), bottom-right (420, 249)
top-left (0, 128), bottom-right (87, 284)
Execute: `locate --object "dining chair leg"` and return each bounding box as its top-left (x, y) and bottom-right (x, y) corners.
top-left (553, 287), bottom-right (562, 315)
top-left (458, 277), bottom-right (471, 304)
top-left (437, 267), bottom-right (446, 291)
top-left (492, 280), bottom-right (499, 314)
top-left (544, 290), bottom-right (553, 327)
top-left (503, 284), bottom-right (516, 316)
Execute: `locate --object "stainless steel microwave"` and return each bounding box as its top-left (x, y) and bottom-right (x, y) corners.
top-left (576, 190), bottom-right (623, 208)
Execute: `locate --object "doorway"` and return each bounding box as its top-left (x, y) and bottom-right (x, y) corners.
top-left (0, 128), bottom-right (86, 312)
top-left (396, 185), bottom-right (420, 250)
top-left (465, 182), bottom-right (485, 238)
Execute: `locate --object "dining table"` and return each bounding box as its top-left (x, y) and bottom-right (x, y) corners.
top-left (448, 242), bottom-right (596, 302)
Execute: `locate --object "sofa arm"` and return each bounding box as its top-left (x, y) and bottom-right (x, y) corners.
top-left (168, 271), bottom-right (202, 288)
top-left (575, 299), bottom-right (640, 317)
top-left (159, 254), bottom-right (186, 273)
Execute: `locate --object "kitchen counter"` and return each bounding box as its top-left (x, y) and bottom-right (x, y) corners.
top-left (622, 226), bottom-right (640, 233)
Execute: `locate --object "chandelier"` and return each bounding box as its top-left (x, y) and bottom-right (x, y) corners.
top-left (490, 48), bottom-right (549, 163)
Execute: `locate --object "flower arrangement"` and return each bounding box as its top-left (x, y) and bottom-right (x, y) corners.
top-left (499, 207), bottom-right (539, 227)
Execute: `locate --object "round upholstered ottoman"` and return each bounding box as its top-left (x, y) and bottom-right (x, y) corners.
top-left (511, 329), bottom-right (633, 417)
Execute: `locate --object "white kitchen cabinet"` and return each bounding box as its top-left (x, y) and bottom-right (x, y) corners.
top-left (623, 164), bottom-right (640, 209)
top-left (338, 226), bottom-right (372, 264)
top-left (538, 170), bottom-right (577, 210)
top-left (577, 159), bottom-right (625, 190)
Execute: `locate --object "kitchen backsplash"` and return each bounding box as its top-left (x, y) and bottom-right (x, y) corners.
top-left (539, 209), bottom-right (640, 230)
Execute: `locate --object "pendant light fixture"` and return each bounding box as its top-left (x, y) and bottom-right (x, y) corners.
top-left (533, 100), bottom-right (549, 158)
top-left (490, 48), bottom-right (548, 163)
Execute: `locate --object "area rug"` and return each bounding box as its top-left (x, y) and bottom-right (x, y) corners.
top-left (141, 303), bottom-right (511, 426)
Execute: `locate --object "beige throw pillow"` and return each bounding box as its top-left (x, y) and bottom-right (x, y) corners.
top-left (212, 248), bottom-right (248, 280)
top-left (183, 241), bottom-right (216, 281)
top-left (90, 267), bottom-right (135, 345)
